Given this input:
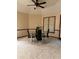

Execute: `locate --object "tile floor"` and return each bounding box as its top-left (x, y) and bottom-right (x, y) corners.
top-left (17, 37), bottom-right (61, 59)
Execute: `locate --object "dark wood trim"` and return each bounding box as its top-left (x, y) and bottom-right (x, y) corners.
top-left (17, 35), bottom-right (28, 38)
top-left (27, 28), bottom-right (36, 30)
top-left (53, 16), bottom-right (56, 33)
top-left (48, 17), bottom-right (49, 30)
top-left (17, 29), bottom-right (27, 31)
top-left (43, 17), bottom-right (44, 32)
top-left (17, 28), bottom-right (36, 31)
top-left (49, 36), bottom-right (59, 39)
top-left (59, 15), bottom-right (61, 39)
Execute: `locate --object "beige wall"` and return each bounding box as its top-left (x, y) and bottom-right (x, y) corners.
top-left (41, 1), bottom-right (61, 38)
top-left (17, 12), bottom-right (29, 37)
top-left (17, 1), bottom-right (60, 38)
top-left (17, 12), bottom-right (29, 29)
top-left (42, 14), bottom-right (60, 38)
top-left (28, 14), bottom-right (42, 29)
top-left (17, 12), bottom-right (42, 37)
top-left (17, 12), bottom-right (60, 38)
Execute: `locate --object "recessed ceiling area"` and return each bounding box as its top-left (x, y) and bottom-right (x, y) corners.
top-left (17, 0), bottom-right (60, 14)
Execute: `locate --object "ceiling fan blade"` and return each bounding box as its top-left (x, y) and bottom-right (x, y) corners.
top-left (39, 6), bottom-right (44, 8)
top-left (27, 4), bottom-right (35, 6)
top-left (39, 2), bottom-right (46, 4)
top-left (32, 0), bottom-right (36, 3)
top-left (36, 0), bottom-right (38, 3)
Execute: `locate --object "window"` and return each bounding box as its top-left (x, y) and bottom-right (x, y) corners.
top-left (43, 16), bottom-right (56, 33)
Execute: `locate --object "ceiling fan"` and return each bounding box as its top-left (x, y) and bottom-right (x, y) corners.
top-left (27, 0), bottom-right (46, 9)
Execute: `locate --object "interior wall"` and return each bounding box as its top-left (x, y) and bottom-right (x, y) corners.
top-left (17, 1), bottom-right (60, 38)
top-left (41, 1), bottom-right (61, 38)
top-left (17, 12), bottom-right (29, 37)
top-left (42, 14), bottom-right (60, 38)
top-left (17, 12), bottom-right (42, 37)
top-left (28, 14), bottom-right (42, 29)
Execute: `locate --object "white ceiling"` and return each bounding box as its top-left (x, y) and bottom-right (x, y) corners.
top-left (17, 0), bottom-right (60, 14)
